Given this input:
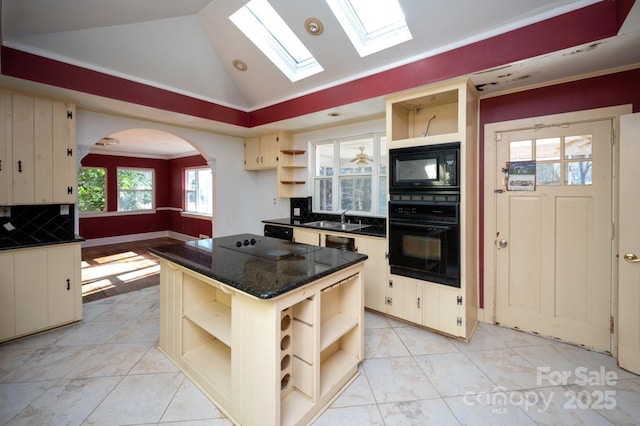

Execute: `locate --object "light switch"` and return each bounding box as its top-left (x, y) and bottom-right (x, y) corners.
top-left (293, 208), bottom-right (301, 216)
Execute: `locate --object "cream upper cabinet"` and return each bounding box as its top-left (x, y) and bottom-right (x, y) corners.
top-left (0, 90), bottom-right (11, 205)
top-left (244, 133), bottom-right (281, 170)
top-left (9, 92), bottom-right (76, 205)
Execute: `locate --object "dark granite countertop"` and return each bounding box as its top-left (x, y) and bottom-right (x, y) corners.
top-left (262, 218), bottom-right (386, 238)
top-left (0, 234), bottom-right (85, 251)
top-left (149, 233), bottom-right (368, 300)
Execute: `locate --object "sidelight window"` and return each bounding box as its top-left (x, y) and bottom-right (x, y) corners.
top-left (185, 167), bottom-right (213, 215)
top-left (78, 167), bottom-right (106, 213)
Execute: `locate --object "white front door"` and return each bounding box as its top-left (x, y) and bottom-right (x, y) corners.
top-left (618, 113), bottom-right (640, 374)
top-left (494, 119), bottom-right (613, 351)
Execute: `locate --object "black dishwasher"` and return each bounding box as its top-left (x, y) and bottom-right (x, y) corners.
top-left (264, 224), bottom-right (293, 241)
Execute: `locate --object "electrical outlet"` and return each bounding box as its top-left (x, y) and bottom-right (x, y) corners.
top-left (60, 205), bottom-right (70, 215)
top-left (0, 207), bottom-right (9, 217)
top-left (293, 207), bottom-right (301, 217)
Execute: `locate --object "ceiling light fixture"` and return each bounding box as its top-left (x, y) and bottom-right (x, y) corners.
top-left (232, 59), bottom-right (248, 71)
top-left (350, 147), bottom-right (373, 166)
top-left (95, 137), bottom-right (120, 146)
top-left (305, 18), bottom-right (324, 36)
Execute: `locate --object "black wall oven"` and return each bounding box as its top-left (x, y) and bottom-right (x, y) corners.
top-left (388, 193), bottom-right (460, 287)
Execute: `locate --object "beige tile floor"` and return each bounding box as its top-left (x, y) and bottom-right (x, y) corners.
top-left (1, 284), bottom-right (638, 425)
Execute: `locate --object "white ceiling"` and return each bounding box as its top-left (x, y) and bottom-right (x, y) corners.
top-left (1, 0), bottom-right (639, 157)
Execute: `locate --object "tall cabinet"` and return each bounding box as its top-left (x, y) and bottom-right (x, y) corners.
top-left (384, 78), bottom-right (478, 340)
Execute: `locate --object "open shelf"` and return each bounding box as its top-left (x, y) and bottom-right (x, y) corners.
top-left (182, 338), bottom-right (232, 401)
top-left (319, 349), bottom-right (359, 398)
top-left (320, 313), bottom-right (358, 351)
top-left (281, 388), bottom-right (314, 426)
top-left (184, 300), bottom-right (231, 347)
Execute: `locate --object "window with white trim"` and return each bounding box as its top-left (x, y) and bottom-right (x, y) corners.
top-left (117, 168), bottom-right (154, 212)
top-left (312, 133), bottom-right (387, 216)
top-left (185, 167), bottom-right (213, 215)
top-left (78, 167), bottom-right (106, 213)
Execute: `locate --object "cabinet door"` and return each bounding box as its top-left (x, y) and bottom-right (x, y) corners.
top-left (356, 236), bottom-right (387, 312)
top-left (34, 97), bottom-right (54, 203)
top-left (419, 282), bottom-right (462, 337)
top-left (0, 90), bottom-right (11, 205)
top-left (0, 253), bottom-right (15, 340)
top-left (386, 275), bottom-right (419, 322)
top-left (48, 245), bottom-right (79, 326)
top-left (244, 137), bottom-right (260, 170)
top-left (12, 94), bottom-right (35, 205)
top-left (293, 228), bottom-right (321, 246)
top-left (259, 133), bottom-right (279, 169)
top-left (52, 101), bottom-right (76, 203)
top-left (14, 249), bottom-right (48, 335)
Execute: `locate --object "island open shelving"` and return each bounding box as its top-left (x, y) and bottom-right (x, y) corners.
top-left (155, 240), bottom-right (365, 426)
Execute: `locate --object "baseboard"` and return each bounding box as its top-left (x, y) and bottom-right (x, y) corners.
top-left (82, 231), bottom-right (196, 248)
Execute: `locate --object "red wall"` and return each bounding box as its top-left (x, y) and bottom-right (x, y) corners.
top-left (79, 153), bottom-right (210, 240)
top-left (477, 68), bottom-right (640, 307)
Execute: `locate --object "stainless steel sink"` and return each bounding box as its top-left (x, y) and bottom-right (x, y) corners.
top-left (303, 221), bottom-right (369, 231)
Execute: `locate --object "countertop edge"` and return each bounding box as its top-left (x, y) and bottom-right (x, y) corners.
top-left (149, 241), bottom-right (368, 300)
top-left (262, 218), bottom-right (386, 238)
top-left (0, 236), bottom-right (85, 251)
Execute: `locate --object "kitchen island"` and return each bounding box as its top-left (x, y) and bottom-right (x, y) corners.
top-left (150, 234), bottom-right (367, 426)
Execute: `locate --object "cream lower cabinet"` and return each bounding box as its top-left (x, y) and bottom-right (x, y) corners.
top-left (293, 228), bottom-right (322, 246)
top-left (0, 243), bottom-right (82, 343)
top-left (292, 228), bottom-right (388, 313)
top-left (386, 275), bottom-right (470, 338)
top-left (354, 235), bottom-right (387, 313)
top-left (158, 259), bottom-right (364, 426)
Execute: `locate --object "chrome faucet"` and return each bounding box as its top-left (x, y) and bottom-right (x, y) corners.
top-left (340, 210), bottom-right (349, 223)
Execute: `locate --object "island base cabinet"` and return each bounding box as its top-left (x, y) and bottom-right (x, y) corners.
top-left (158, 260), bottom-right (364, 426)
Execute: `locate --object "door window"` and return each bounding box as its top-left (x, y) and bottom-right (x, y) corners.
top-left (509, 134), bottom-right (593, 186)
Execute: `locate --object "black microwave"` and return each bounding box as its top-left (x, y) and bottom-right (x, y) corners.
top-left (389, 142), bottom-right (460, 193)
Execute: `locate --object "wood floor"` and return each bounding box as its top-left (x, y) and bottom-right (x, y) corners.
top-left (81, 237), bottom-right (181, 303)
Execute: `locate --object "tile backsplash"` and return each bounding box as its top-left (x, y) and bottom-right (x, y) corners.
top-left (0, 204), bottom-right (76, 248)
top-left (289, 197), bottom-right (386, 229)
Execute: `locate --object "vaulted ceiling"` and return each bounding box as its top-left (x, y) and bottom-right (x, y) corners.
top-left (1, 0), bottom-right (639, 155)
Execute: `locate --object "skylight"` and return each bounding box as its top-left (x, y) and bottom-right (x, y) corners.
top-left (326, 0), bottom-right (412, 57)
top-left (230, 0), bottom-right (323, 82)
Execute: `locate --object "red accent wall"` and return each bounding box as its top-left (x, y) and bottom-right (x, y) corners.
top-left (1, 0), bottom-right (633, 127)
top-left (79, 153), bottom-right (210, 240)
top-left (477, 68), bottom-right (640, 307)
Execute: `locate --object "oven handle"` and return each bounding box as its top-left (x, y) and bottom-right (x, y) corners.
top-left (389, 220), bottom-right (455, 231)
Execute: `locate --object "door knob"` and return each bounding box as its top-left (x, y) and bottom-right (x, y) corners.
top-left (499, 239), bottom-right (508, 248)
top-left (623, 253), bottom-right (640, 263)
